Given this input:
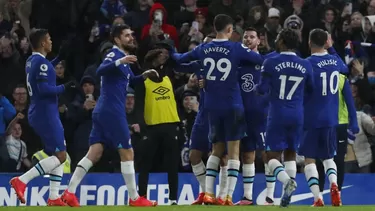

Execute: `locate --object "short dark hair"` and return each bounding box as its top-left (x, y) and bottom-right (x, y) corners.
top-left (245, 27), bottom-right (258, 36)
top-left (110, 24), bottom-right (131, 42)
top-left (278, 28), bottom-right (299, 50)
top-left (29, 28), bottom-right (49, 50)
top-left (213, 14), bottom-right (234, 33)
top-left (309, 28), bottom-right (328, 48)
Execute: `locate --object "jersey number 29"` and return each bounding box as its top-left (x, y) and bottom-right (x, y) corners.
top-left (26, 73), bottom-right (33, 96)
top-left (204, 58), bottom-right (232, 81)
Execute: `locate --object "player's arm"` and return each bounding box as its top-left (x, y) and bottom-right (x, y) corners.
top-left (171, 45), bottom-right (200, 64)
top-left (327, 46), bottom-right (349, 74)
top-left (36, 63), bottom-right (65, 96)
top-left (238, 43), bottom-right (264, 65)
top-left (341, 75), bottom-right (359, 133)
top-left (174, 61), bottom-right (201, 73)
top-left (256, 59), bottom-right (271, 95)
top-left (0, 96), bottom-right (16, 121)
top-left (96, 52), bottom-right (137, 76)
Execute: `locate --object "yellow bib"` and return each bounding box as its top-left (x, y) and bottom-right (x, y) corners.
top-left (32, 150), bottom-right (71, 173)
top-left (144, 76), bottom-right (180, 125)
top-left (338, 74), bottom-right (348, 124)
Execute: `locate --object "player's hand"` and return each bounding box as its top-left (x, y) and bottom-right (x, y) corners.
top-left (63, 81), bottom-right (76, 90)
top-left (120, 55), bottom-right (137, 64)
top-left (349, 126), bottom-right (359, 135)
top-left (142, 69), bottom-right (159, 79)
top-left (325, 33), bottom-right (333, 49)
top-left (198, 78), bottom-right (205, 89)
top-left (131, 124), bottom-right (140, 133)
top-left (16, 113), bottom-right (24, 120)
top-left (189, 102), bottom-right (199, 112)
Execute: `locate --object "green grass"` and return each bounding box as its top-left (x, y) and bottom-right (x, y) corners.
top-left (1, 206), bottom-right (375, 211)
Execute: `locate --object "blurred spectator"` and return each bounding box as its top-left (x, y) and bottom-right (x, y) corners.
top-left (345, 111), bottom-right (375, 173)
top-left (5, 117), bottom-right (31, 172)
top-left (0, 0), bottom-right (32, 36)
top-left (100, 0), bottom-right (127, 22)
top-left (178, 90), bottom-right (199, 140)
top-left (140, 3), bottom-right (179, 48)
top-left (124, 0), bottom-right (154, 40)
top-left (263, 8), bottom-right (282, 50)
top-left (208, 0), bottom-right (248, 22)
top-left (0, 94), bottom-right (16, 171)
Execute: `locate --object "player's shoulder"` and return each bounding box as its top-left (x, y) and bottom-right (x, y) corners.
top-left (28, 54), bottom-right (50, 72)
top-left (104, 47), bottom-right (124, 60)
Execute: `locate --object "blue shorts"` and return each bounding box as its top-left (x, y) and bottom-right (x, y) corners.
top-left (89, 113), bottom-right (132, 149)
top-left (189, 112), bottom-right (210, 152)
top-left (298, 127), bottom-right (337, 160)
top-left (241, 123), bottom-right (266, 152)
top-left (29, 117), bottom-right (66, 155)
top-left (207, 108), bottom-right (246, 143)
top-left (265, 124), bottom-right (302, 151)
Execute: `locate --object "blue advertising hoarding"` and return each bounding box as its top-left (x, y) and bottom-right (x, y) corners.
top-left (0, 173), bottom-right (373, 206)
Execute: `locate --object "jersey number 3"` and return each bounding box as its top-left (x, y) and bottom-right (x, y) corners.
top-left (26, 73), bottom-right (33, 96)
top-left (204, 58), bottom-right (232, 81)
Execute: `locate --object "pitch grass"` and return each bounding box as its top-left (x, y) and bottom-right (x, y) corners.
top-left (0, 206), bottom-right (375, 211)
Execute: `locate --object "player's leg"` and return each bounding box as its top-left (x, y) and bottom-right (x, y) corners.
top-left (10, 127), bottom-right (66, 204)
top-left (235, 133), bottom-right (255, 205)
top-left (224, 108), bottom-right (245, 205)
top-left (262, 151), bottom-right (276, 205)
top-left (189, 122), bottom-right (209, 205)
top-left (217, 154), bottom-right (228, 204)
top-left (321, 127), bottom-right (341, 206)
top-left (299, 129), bottom-right (322, 206)
top-left (334, 124), bottom-right (348, 192)
top-left (116, 119), bottom-right (157, 207)
top-left (204, 111), bottom-right (225, 204)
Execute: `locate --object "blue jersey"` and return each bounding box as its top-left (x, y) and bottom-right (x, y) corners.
top-left (94, 46), bottom-right (142, 115)
top-left (304, 52), bottom-right (347, 128)
top-left (173, 39), bottom-right (264, 110)
top-left (26, 52), bottom-right (65, 119)
top-left (257, 52), bottom-right (314, 125)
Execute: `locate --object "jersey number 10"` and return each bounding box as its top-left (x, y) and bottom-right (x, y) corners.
top-left (204, 58), bottom-right (232, 81)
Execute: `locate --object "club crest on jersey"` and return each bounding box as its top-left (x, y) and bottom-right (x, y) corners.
top-left (255, 65), bottom-right (261, 70)
top-left (40, 64), bottom-right (48, 71)
top-left (241, 44), bottom-right (251, 52)
top-left (107, 52), bottom-right (115, 58)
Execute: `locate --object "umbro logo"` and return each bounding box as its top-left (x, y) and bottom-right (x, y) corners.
top-left (153, 86), bottom-right (170, 95)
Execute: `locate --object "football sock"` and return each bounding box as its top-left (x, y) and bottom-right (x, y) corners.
top-left (205, 155), bottom-right (220, 195)
top-left (304, 163), bottom-right (321, 201)
top-left (227, 159), bottom-right (240, 198)
top-left (242, 163), bottom-right (255, 200)
top-left (49, 164), bottom-right (63, 200)
top-left (19, 156), bottom-right (61, 184)
top-left (218, 165), bottom-right (228, 199)
top-left (268, 159), bottom-right (290, 185)
top-left (67, 157), bottom-right (93, 193)
top-left (323, 159), bottom-right (338, 184)
top-left (121, 161), bottom-right (139, 201)
top-left (192, 161), bottom-right (206, 193)
top-left (265, 163), bottom-right (276, 200)
top-left (284, 161), bottom-right (297, 180)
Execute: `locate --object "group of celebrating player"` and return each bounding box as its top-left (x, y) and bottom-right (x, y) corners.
top-left (8, 13), bottom-right (358, 208)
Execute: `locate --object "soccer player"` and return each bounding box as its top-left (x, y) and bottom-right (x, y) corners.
top-left (236, 27), bottom-right (275, 206)
top-left (256, 28), bottom-right (314, 207)
top-left (172, 14), bottom-right (263, 205)
top-left (299, 29), bottom-right (359, 207)
top-left (9, 28), bottom-right (76, 206)
top-left (61, 24), bottom-right (157, 207)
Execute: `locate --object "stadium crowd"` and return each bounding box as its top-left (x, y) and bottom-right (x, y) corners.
top-left (1, 0), bottom-right (375, 175)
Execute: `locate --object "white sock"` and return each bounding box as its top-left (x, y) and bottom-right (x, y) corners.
top-left (227, 159), bottom-right (240, 198)
top-left (205, 155), bottom-right (220, 195)
top-left (323, 159), bottom-right (338, 184)
top-left (268, 159), bottom-right (290, 185)
top-left (67, 157), bottom-right (93, 193)
top-left (264, 163), bottom-right (275, 200)
top-left (284, 161), bottom-right (297, 180)
top-left (49, 164), bottom-right (64, 200)
top-left (19, 156), bottom-right (61, 184)
top-left (121, 161), bottom-right (139, 200)
top-left (304, 163), bottom-right (321, 201)
top-left (242, 163), bottom-right (255, 200)
top-left (218, 165), bottom-right (228, 199)
top-left (191, 161), bottom-right (206, 192)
